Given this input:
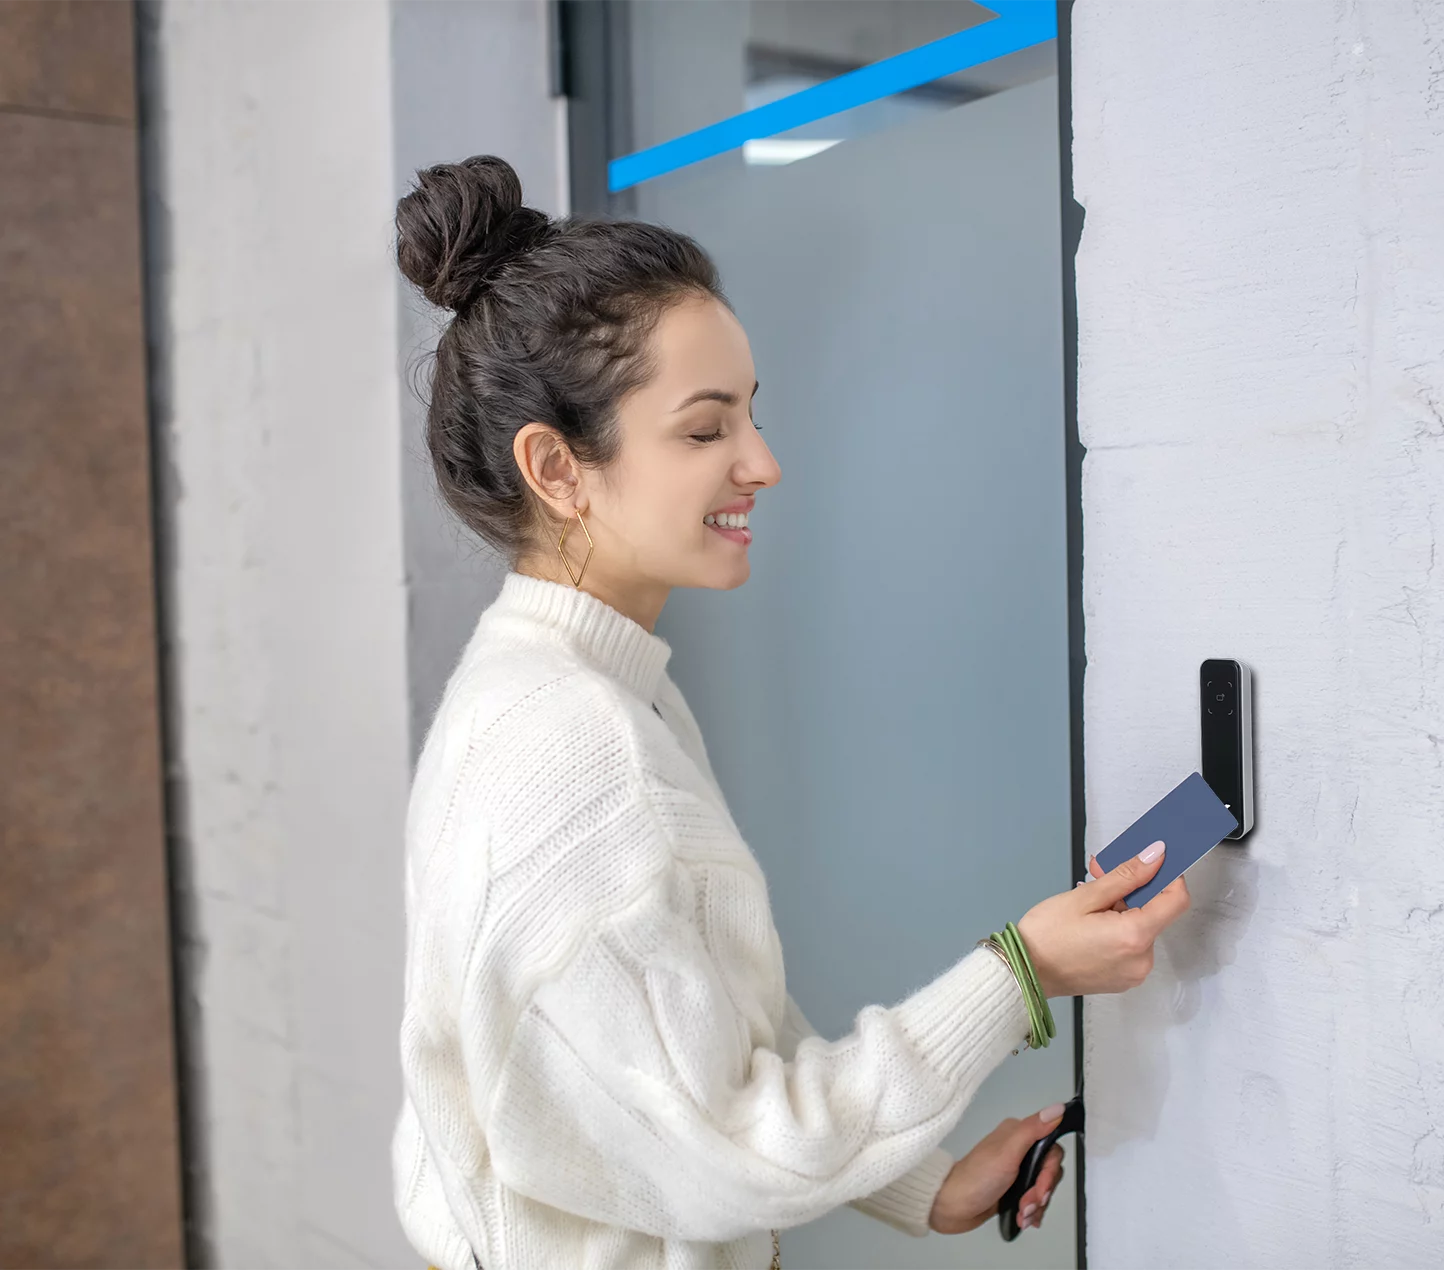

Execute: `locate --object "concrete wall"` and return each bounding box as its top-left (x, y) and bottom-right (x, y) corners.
top-left (142, 3), bottom-right (413, 1263)
top-left (1074, 2), bottom-right (1444, 1266)
top-left (144, 1), bottom-right (563, 1262)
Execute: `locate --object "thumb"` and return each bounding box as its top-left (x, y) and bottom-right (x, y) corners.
top-left (1019, 1103), bottom-right (1067, 1148)
top-left (1084, 841), bottom-right (1166, 909)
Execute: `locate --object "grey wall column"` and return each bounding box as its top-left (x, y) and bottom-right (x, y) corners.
top-left (391, 0), bottom-right (568, 759)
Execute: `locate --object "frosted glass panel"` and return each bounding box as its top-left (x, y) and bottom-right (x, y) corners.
top-left (618, 6), bottom-right (1075, 1266)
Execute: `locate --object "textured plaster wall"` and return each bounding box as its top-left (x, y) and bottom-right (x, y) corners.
top-left (1074, 2), bottom-right (1444, 1267)
top-left (147, 2), bottom-right (563, 1262)
top-left (143, 3), bottom-right (415, 1264)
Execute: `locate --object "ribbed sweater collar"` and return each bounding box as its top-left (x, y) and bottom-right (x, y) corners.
top-left (495, 571), bottom-right (673, 702)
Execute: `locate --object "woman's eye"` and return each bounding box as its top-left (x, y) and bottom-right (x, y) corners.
top-left (691, 430), bottom-right (725, 443)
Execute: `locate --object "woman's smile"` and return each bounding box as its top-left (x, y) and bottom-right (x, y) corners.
top-left (704, 497), bottom-right (754, 545)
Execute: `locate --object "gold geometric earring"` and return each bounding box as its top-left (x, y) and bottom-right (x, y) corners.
top-left (555, 508), bottom-right (594, 589)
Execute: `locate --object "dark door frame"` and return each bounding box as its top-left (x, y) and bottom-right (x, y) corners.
top-left (1054, 3), bottom-right (1088, 1263)
top-left (556, 0), bottom-right (633, 217)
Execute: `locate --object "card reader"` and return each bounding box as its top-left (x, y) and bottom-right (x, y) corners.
top-left (1201, 658), bottom-right (1254, 840)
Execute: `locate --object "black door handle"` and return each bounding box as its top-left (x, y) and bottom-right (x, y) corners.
top-left (998, 1093), bottom-right (1084, 1241)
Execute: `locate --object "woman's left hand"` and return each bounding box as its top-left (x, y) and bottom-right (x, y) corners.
top-left (926, 1105), bottom-right (1067, 1235)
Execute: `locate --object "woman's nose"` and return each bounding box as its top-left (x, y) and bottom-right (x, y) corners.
top-left (741, 430), bottom-right (782, 489)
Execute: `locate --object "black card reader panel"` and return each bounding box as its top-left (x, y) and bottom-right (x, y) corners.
top-left (1201, 658), bottom-right (1254, 840)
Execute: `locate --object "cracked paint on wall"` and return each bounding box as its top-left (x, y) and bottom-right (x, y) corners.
top-left (1073, 1), bottom-right (1444, 1266)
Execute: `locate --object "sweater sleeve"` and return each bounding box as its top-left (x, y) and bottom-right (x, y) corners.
top-left (779, 993), bottom-right (956, 1238)
top-left (479, 767), bottom-right (1029, 1242)
top-left (706, 666), bottom-right (960, 1239)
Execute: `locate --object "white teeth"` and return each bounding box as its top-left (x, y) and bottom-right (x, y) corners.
top-left (705, 511), bottom-right (749, 528)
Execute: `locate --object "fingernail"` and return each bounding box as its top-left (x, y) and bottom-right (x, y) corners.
top-left (1139, 840), bottom-right (1166, 864)
top-left (1041, 1189), bottom-right (1052, 1205)
top-left (1039, 1103), bottom-right (1066, 1123)
top-left (1084, 855), bottom-right (1097, 879)
top-left (1021, 1202), bottom-right (1037, 1219)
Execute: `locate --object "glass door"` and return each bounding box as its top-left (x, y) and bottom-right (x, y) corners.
top-left (568, 4), bottom-right (1077, 1265)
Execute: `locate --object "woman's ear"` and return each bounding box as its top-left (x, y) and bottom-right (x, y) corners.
top-left (513, 422), bottom-right (581, 513)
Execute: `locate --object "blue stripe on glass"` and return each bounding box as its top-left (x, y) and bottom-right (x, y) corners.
top-left (608, 0), bottom-right (1058, 193)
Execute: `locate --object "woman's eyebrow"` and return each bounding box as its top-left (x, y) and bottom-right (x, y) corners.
top-left (672, 382), bottom-right (760, 412)
top-left (672, 388), bottom-right (736, 412)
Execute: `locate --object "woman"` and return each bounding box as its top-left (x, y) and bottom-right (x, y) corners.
top-left (391, 155), bottom-right (1189, 1270)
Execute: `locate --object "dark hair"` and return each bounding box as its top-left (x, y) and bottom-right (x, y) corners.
top-left (395, 154), bottom-right (726, 559)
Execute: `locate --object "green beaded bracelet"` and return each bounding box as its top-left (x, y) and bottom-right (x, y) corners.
top-left (983, 921), bottom-right (1056, 1050)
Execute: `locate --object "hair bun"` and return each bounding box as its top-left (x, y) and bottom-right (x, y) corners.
top-left (395, 155), bottom-right (550, 312)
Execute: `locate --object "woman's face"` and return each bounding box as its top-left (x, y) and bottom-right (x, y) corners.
top-left (561, 295), bottom-right (782, 622)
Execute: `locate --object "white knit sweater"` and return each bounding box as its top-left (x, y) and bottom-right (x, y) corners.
top-left (392, 571), bottom-right (1030, 1270)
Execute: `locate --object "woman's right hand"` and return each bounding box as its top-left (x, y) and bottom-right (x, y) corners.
top-left (1016, 843), bottom-right (1190, 998)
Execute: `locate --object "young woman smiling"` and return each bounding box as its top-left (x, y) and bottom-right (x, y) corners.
top-left (391, 156), bottom-right (1189, 1270)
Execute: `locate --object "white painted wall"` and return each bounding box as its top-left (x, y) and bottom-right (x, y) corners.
top-left (145, 2), bottom-right (564, 1263)
top-left (1074, 2), bottom-right (1444, 1266)
top-left (143, 3), bottom-right (413, 1264)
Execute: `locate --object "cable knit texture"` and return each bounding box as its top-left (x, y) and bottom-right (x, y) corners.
top-left (393, 572), bottom-right (1030, 1269)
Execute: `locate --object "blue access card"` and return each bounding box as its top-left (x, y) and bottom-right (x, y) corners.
top-left (1093, 772), bottom-right (1240, 908)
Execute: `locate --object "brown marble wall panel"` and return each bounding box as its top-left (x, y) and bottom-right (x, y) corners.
top-left (0, 2), bottom-right (185, 1266)
top-left (0, 0), bottom-right (135, 120)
